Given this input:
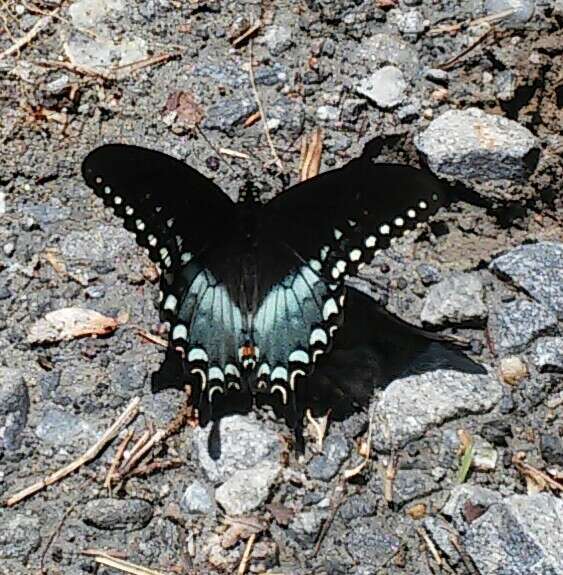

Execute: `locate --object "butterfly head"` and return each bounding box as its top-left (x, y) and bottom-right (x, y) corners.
top-left (239, 341), bottom-right (258, 370)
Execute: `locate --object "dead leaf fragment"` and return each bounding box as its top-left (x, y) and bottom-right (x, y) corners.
top-left (165, 91), bottom-right (204, 130)
top-left (27, 307), bottom-right (118, 344)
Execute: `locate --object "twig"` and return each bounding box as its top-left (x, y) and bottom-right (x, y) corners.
top-left (383, 453), bottom-right (398, 505)
top-left (0, 5), bottom-right (59, 61)
top-left (237, 533), bottom-right (256, 575)
top-left (450, 535), bottom-right (479, 575)
top-left (344, 407), bottom-right (375, 479)
top-left (513, 454), bottom-right (563, 492)
top-left (313, 485), bottom-right (346, 557)
top-left (219, 147), bottom-right (251, 160)
top-left (195, 125), bottom-right (236, 174)
top-left (244, 111), bottom-right (262, 127)
top-left (305, 409), bottom-right (330, 451)
top-left (299, 129), bottom-right (324, 182)
top-left (117, 430), bottom-right (166, 478)
top-left (128, 458), bottom-right (183, 478)
top-left (111, 51), bottom-right (181, 75)
top-left (40, 498), bottom-right (81, 574)
top-left (104, 429), bottom-right (134, 489)
top-left (34, 51), bottom-right (180, 81)
top-left (136, 328), bottom-right (168, 348)
top-left (248, 39), bottom-right (284, 174)
top-left (232, 19), bottom-right (261, 47)
top-left (428, 8), bottom-right (516, 36)
top-left (438, 27), bottom-right (494, 70)
top-left (82, 549), bottom-right (169, 575)
top-left (4, 397), bottom-right (141, 507)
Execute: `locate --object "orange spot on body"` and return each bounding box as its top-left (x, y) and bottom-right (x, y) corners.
top-left (241, 342), bottom-right (255, 358)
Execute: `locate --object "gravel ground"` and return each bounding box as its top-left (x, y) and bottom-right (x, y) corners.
top-left (0, 1), bottom-right (562, 574)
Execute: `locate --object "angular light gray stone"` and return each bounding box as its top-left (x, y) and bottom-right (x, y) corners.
top-left (463, 494), bottom-right (563, 575)
top-left (180, 480), bottom-right (215, 515)
top-left (83, 498), bottom-right (153, 530)
top-left (263, 25), bottom-right (293, 55)
top-left (414, 108), bottom-right (538, 180)
top-left (69, 0), bottom-right (125, 28)
top-left (393, 9), bottom-right (426, 37)
top-left (35, 408), bottom-right (99, 449)
top-left (531, 337), bottom-right (563, 373)
top-left (356, 66), bottom-right (407, 109)
top-left (61, 225), bottom-right (132, 263)
top-left (420, 273), bottom-right (487, 326)
top-left (355, 33), bottom-right (419, 78)
top-left (194, 415), bottom-right (282, 483)
top-left (488, 299), bottom-right (558, 355)
top-left (64, 34), bottom-right (147, 70)
top-left (374, 369), bottom-right (503, 450)
top-left (490, 242), bottom-right (563, 318)
top-left (215, 462), bottom-right (280, 516)
top-left (442, 484), bottom-right (502, 530)
top-left (485, 0), bottom-right (535, 27)
top-left (0, 368), bottom-right (29, 451)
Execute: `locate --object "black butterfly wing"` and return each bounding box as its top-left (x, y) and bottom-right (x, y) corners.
top-left (266, 152), bottom-right (450, 280)
top-left (82, 144), bottom-right (237, 291)
top-left (82, 145), bottom-right (248, 419)
top-left (256, 148), bottom-right (452, 422)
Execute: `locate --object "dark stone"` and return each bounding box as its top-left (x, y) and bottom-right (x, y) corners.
top-left (480, 420), bottom-right (513, 447)
top-left (345, 518), bottom-right (401, 568)
top-left (339, 494), bottom-right (377, 520)
top-left (0, 368), bottom-right (29, 451)
top-left (307, 432), bottom-right (350, 481)
top-left (540, 434), bottom-right (563, 466)
top-left (83, 498), bottom-right (153, 531)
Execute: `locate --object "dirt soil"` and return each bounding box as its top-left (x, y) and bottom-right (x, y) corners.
top-left (0, 0), bottom-right (562, 574)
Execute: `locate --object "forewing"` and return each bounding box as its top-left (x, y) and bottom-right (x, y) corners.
top-left (265, 143), bottom-right (450, 282)
top-left (82, 144), bottom-right (237, 306)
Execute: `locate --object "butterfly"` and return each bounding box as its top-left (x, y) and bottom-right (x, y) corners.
top-left (82, 139), bottom-right (459, 451)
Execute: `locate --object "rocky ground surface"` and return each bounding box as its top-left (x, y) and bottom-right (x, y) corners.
top-left (0, 0), bottom-right (562, 574)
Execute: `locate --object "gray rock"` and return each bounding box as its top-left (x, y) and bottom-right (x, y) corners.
top-left (420, 273), bottom-right (487, 326)
top-left (263, 24), bottom-right (293, 55)
top-left (374, 369), bottom-right (503, 450)
top-left (194, 415), bottom-right (282, 483)
top-left (345, 518), bottom-right (402, 569)
top-left (83, 498), bottom-right (153, 530)
top-left (397, 102), bottom-right (419, 122)
top-left (416, 263), bottom-right (442, 286)
top-left (64, 33), bottom-right (147, 70)
top-left (289, 508), bottom-right (328, 544)
top-left (0, 368), bottom-right (29, 451)
top-left (193, 62), bottom-right (287, 88)
top-left (488, 299), bottom-right (558, 355)
top-left (35, 408), bottom-right (99, 449)
top-left (203, 98), bottom-right (257, 131)
top-left (531, 337), bottom-right (563, 372)
top-left (540, 434), bottom-right (563, 466)
top-left (464, 494), bottom-right (563, 574)
top-left (339, 495), bottom-right (377, 520)
top-left (0, 513), bottom-right (41, 561)
top-left (425, 68), bottom-right (449, 84)
top-left (61, 225), bottom-right (132, 264)
top-left (485, 0), bottom-right (535, 27)
top-left (357, 66), bottom-right (407, 109)
top-left (215, 462), bottom-right (280, 516)
top-left (392, 469), bottom-right (440, 505)
top-left (442, 484), bottom-right (502, 530)
top-left (69, 0), bottom-right (125, 28)
top-left (267, 97), bottom-right (305, 136)
top-left (414, 108), bottom-right (539, 180)
top-left (316, 105), bottom-right (340, 122)
top-left (355, 33), bottom-right (419, 79)
top-left (307, 432), bottom-right (350, 481)
top-left (180, 480), bottom-right (215, 515)
top-left (423, 516), bottom-right (461, 563)
top-left (393, 9), bottom-right (426, 37)
top-left (490, 242), bottom-right (563, 318)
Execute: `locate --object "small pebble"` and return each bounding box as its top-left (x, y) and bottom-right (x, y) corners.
top-left (499, 356), bottom-right (527, 385)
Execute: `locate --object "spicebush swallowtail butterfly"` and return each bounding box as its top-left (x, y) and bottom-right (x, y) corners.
top-left (82, 140), bottom-right (455, 449)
